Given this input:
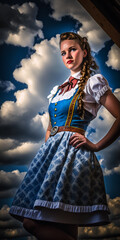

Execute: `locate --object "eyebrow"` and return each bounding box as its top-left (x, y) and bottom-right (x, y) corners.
top-left (61, 46), bottom-right (76, 53)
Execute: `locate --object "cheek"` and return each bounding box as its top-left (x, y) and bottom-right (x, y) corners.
top-left (75, 52), bottom-right (84, 62)
top-left (73, 51), bottom-right (81, 59)
top-left (62, 56), bottom-right (67, 65)
top-left (62, 56), bottom-right (65, 62)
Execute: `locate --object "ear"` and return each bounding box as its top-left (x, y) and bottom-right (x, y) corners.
top-left (83, 49), bottom-right (87, 58)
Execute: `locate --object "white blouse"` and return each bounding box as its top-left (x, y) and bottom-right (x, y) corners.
top-left (47, 71), bottom-right (111, 117)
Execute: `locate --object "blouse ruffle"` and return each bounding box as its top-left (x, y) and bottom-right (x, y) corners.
top-left (85, 74), bottom-right (110, 104)
top-left (47, 73), bottom-right (111, 116)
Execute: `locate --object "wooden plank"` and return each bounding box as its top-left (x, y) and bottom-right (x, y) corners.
top-left (77, 0), bottom-right (120, 47)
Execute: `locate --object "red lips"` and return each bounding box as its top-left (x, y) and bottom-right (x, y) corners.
top-left (67, 60), bottom-right (73, 64)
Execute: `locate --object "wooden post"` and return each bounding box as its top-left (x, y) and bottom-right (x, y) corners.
top-left (77, 0), bottom-right (120, 47)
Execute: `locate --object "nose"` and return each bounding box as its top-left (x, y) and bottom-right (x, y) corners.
top-left (66, 51), bottom-right (72, 59)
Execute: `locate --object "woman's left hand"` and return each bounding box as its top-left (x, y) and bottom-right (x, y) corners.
top-left (69, 133), bottom-right (97, 152)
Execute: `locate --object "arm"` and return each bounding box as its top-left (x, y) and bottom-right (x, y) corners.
top-left (69, 90), bottom-right (120, 152)
top-left (45, 119), bottom-right (52, 142)
top-left (95, 89), bottom-right (120, 151)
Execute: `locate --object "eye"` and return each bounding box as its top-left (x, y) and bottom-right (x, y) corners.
top-left (61, 51), bottom-right (66, 56)
top-left (71, 48), bottom-right (76, 52)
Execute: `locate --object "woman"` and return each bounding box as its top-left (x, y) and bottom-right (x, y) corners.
top-left (9, 32), bottom-right (120, 240)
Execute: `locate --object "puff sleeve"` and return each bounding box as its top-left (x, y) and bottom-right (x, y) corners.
top-left (86, 74), bottom-right (111, 104)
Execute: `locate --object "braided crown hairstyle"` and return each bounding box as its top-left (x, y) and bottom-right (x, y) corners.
top-left (60, 32), bottom-right (98, 119)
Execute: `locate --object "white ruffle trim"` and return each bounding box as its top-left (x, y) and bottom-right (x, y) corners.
top-left (95, 85), bottom-right (110, 103)
top-left (34, 199), bottom-right (110, 213)
top-left (47, 82), bottom-right (79, 103)
top-left (47, 85), bottom-right (59, 103)
top-left (9, 205), bottom-right (110, 225)
top-left (9, 201), bottom-right (110, 220)
top-left (52, 84), bottom-right (79, 103)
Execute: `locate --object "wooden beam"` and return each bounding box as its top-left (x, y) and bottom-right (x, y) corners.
top-left (77, 0), bottom-right (120, 48)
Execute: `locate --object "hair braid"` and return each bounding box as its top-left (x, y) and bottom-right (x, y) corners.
top-left (60, 32), bottom-right (98, 119)
top-left (77, 61), bottom-right (89, 119)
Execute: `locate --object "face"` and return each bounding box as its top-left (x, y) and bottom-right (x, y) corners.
top-left (60, 39), bottom-right (87, 75)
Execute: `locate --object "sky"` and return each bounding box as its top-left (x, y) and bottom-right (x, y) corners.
top-left (0, 0), bottom-right (120, 239)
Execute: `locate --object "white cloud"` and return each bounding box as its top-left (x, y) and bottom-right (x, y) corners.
top-left (0, 2), bottom-right (44, 47)
top-left (1, 196), bottom-right (120, 239)
top-left (0, 138), bottom-right (19, 152)
top-left (0, 205), bottom-right (31, 238)
top-left (0, 81), bottom-right (16, 92)
top-left (103, 164), bottom-right (120, 176)
top-left (0, 34), bottom-right (70, 164)
top-left (0, 170), bottom-right (26, 198)
top-left (44, 0), bottom-right (110, 52)
top-left (87, 88), bottom-right (120, 172)
top-left (106, 44), bottom-right (120, 70)
top-left (0, 140), bottom-right (44, 165)
top-left (78, 196), bottom-right (120, 238)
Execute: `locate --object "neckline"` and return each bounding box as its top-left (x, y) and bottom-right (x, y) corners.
top-left (71, 70), bottom-right (82, 79)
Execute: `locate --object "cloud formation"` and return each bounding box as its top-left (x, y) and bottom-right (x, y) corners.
top-left (78, 195), bottom-right (120, 239)
top-left (106, 44), bottom-right (120, 70)
top-left (0, 205), bottom-right (29, 239)
top-left (0, 140), bottom-right (43, 165)
top-left (0, 170), bottom-right (26, 198)
top-left (87, 88), bottom-right (120, 173)
top-left (103, 164), bottom-right (120, 176)
top-left (44, 0), bottom-right (110, 52)
top-left (0, 35), bottom-right (69, 165)
top-left (0, 80), bottom-right (16, 92)
top-left (0, 2), bottom-right (44, 47)
top-left (0, 205), bottom-right (28, 238)
top-left (0, 34), bottom-right (120, 169)
top-left (0, 196), bottom-right (120, 239)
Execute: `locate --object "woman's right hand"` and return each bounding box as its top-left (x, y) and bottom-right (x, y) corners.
top-left (69, 133), bottom-right (98, 152)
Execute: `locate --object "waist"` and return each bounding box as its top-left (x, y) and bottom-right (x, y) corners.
top-left (50, 126), bottom-right (85, 136)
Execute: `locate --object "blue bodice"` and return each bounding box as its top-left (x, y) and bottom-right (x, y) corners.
top-left (48, 88), bottom-right (94, 131)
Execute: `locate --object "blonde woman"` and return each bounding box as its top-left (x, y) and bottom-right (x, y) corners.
top-left (10, 32), bottom-right (120, 240)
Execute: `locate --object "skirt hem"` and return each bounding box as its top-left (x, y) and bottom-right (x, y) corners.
top-left (9, 205), bottom-right (110, 226)
top-left (34, 199), bottom-right (110, 213)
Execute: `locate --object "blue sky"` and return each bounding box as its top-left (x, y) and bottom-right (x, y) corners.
top-left (0, 0), bottom-right (120, 239)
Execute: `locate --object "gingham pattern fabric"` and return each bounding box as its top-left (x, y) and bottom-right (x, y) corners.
top-left (10, 131), bottom-right (109, 216)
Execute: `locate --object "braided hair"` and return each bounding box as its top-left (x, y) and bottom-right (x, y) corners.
top-left (60, 32), bottom-right (98, 119)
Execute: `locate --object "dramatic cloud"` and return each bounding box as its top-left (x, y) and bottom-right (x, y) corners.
top-left (87, 88), bottom-right (120, 172)
top-left (0, 80), bottom-right (16, 92)
top-left (78, 195), bottom-right (120, 239)
top-left (0, 140), bottom-right (43, 165)
top-left (0, 34), bottom-right (69, 165)
top-left (0, 36), bottom-right (119, 167)
top-left (106, 44), bottom-right (120, 70)
top-left (0, 170), bottom-right (26, 198)
top-left (44, 0), bottom-right (110, 52)
top-left (0, 205), bottom-right (37, 239)
top-left (0, 138), bottom-right (20, 152)
top-left (78, 222), bottom-right (120, 239)
top-left (103, 164), bottom-right (120, 176)
top-left (0, 2), bottom-right (43, 47)
top-left (108, 195), bottom-right (120, 216)
top-left (0, 196), bottom-right (120, 239)
top-left (0, 205), bottom-right (28, 238)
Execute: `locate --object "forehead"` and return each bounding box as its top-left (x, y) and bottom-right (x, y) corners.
top-left (60, 39), bottom-right (80, 51)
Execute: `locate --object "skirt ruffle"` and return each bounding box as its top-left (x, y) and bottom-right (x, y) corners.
top-left (9, 131), bottom-right (110, 226)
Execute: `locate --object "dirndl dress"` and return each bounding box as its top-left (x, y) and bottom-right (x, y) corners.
top-left (9, 73), bottom-right (110, 226)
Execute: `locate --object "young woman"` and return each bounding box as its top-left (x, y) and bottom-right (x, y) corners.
top-left (9, 32), bottom-right (120, 240)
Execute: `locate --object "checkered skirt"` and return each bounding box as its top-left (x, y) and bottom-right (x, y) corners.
top-left (9, 131), bottom-right (110, 226)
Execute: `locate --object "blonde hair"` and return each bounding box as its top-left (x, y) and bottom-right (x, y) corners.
top-left (60, 32), bottom-right (98, 119)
